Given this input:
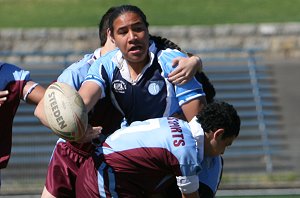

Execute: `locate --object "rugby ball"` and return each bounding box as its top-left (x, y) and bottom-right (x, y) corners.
top-left (43, 82), bottom-right (88, 141)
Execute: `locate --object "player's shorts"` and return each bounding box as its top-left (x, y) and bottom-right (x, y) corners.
top-left (45, 141), bottom-right (94, 197)
top-left (75, 156), bottom-right (99, 198)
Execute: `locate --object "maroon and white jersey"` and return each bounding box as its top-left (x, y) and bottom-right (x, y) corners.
top-left (0, 62), bottom-right (31, 169)
top-left (76, 117), bottom-right (208, 197)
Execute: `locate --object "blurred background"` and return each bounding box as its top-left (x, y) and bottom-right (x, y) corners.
top-left (1, 0), bottom-right (300, 197)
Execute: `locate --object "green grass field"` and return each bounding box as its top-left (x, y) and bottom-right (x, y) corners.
top-left (1, 0), bottom-right (300, 27)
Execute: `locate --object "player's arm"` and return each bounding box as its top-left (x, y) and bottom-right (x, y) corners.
top-left (75, 82), bottom-right (103, 143)
top-left (26, 81), bottom-right (46, 123)
top-left (0, 90), bottom-right (9, 106)
top-left (78, 81), bottom-right (102, 112)
top-left (34, 83), bottom-right (102, 142)
top-left (181, 97), bottom-right (206, 122)
top-left (159, 50), bottom-right (207, 122)
top-left (168, 55), bottom-right (202, 85)
top-left (34, 97), bottom-right (49, 127)
top-left (33, 79), bottom-right (99, 128)
top-left (23, 81), bottom-right (45, 105)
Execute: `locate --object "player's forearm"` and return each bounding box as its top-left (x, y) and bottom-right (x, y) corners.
top-left (181, 97), bottom-right (206, 122)
top-left (191, 55), bottom-right (202, 73)
top-left (34, 97), bottom-right (50, 128)
top-left (78, 81), bottom-right (102, 112)
top-left (23, 81), bottom-right (45, 105)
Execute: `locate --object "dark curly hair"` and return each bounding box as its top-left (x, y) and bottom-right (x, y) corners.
top-left (108, 5), bottom-right (149, 35)
top-left (98, 6), bottom-right (117, 47)
top-left (196, 101), bottom-right (240, 139)
top-left (150, 35), bottom-right (182, 51)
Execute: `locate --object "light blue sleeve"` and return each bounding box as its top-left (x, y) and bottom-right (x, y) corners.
top-left (57, 54), bottom-right (92, 91)
top-left (84, 58), bottom-right (106, 98)
top-left (57, 69), bottom-right (83, 91)
top-left (198, 156), bottom-right (223, 193)
top-left (158, 49), bottom-right (205, 106)
top-left (84, 50), bottom-right (118, 98)
top-left (0, 63), bottom-right (31, 90)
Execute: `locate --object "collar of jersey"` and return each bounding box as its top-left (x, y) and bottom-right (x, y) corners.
top-left (188, 116), bottom-right (204, 159)
top-left (93, 48), bottom-right (101, 59)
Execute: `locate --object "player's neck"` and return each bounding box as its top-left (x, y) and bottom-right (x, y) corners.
top-left (101, 40), bottom-right (117, 57)
top-left (126, 55), bottom-right (150, 80)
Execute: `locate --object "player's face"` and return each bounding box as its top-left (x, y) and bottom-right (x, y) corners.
top-left (205, 130), bottom-right (236, 157)
top-left (110, 12), bottom-right (150, 67)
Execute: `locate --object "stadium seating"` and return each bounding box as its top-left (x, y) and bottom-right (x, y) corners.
top-left (198, 49), bottom-right (289, 173)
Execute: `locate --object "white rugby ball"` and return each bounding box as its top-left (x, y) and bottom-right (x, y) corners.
top-left (43, 82), bottom-right (88, 141)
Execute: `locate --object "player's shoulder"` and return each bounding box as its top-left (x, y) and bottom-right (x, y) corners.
top-left (0, 62), bottom-right (23, 73)
top-left (0, 62), bottom-right (30, 86)
top-left (158, 48), bottom-right (187, 60)
top-left (61, 53), bottom-right (94, 75)
top-left (103, 48), bottom-right (119, 58)
top-left (68, 53), bottom-right (94, 70)
top-left (98, 48), bottom-right (119, 64)
top-left (91, 49), bottom-right (119, 73)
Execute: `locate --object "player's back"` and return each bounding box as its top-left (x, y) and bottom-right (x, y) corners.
top-left (97, 117), bottom-right (200, 194)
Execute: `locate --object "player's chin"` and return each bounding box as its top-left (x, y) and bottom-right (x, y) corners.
top-left (127, 56), bottom-right (146, 65)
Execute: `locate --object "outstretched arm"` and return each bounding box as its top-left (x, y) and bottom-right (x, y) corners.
top-left (23, 81), bottom-right (45, 104)
top-left (35, 80), bottom-right (102, 127)
top-left (34, 97), bottom-right (49, 127)
top-left (34, 81), bottom-right (102, 142)
top-left (78, 81), bottom-right (102, 113)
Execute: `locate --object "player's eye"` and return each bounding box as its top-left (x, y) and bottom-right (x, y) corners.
top-left (117, 28), bottom-right (128, 35)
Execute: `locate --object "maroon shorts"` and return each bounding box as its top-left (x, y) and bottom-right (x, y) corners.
top-left (75, 156), bottom-right (100, 198)
top-left (45, 141), bottom-right (94, 197)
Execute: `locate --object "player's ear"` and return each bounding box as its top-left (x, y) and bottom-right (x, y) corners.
top-left (107, 29), bottom-right (115, 44)
top-left (213, 128), bottom-right (224, 140)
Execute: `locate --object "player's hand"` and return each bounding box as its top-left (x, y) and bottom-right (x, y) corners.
top-left (77, 125), bottom-right (102, 143)
top-left (0, 90), bottom-right (9, 106)
top-left (168, 56), bottom-right (202, 85)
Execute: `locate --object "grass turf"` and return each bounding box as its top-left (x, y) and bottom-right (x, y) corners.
top-left (1, 0), bottom-right (300, 27)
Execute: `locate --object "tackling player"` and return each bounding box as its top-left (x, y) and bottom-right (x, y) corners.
top-left (0, 62), bottom-right (45, 187)
top-left (75, 101), bottom-right (241, 198)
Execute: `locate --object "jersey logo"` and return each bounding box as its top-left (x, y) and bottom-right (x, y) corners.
top-left (148, 81), bottom-right (163, 95)
top-left (112, 80), bottom-right (126, 93)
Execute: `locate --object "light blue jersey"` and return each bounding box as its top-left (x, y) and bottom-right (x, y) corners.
top-left (57, 49), bottom-right (100, 90)
top-left (76, 117), bottom-right (221, 197)
top-left (84, 41), bottom-right (205, 125)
